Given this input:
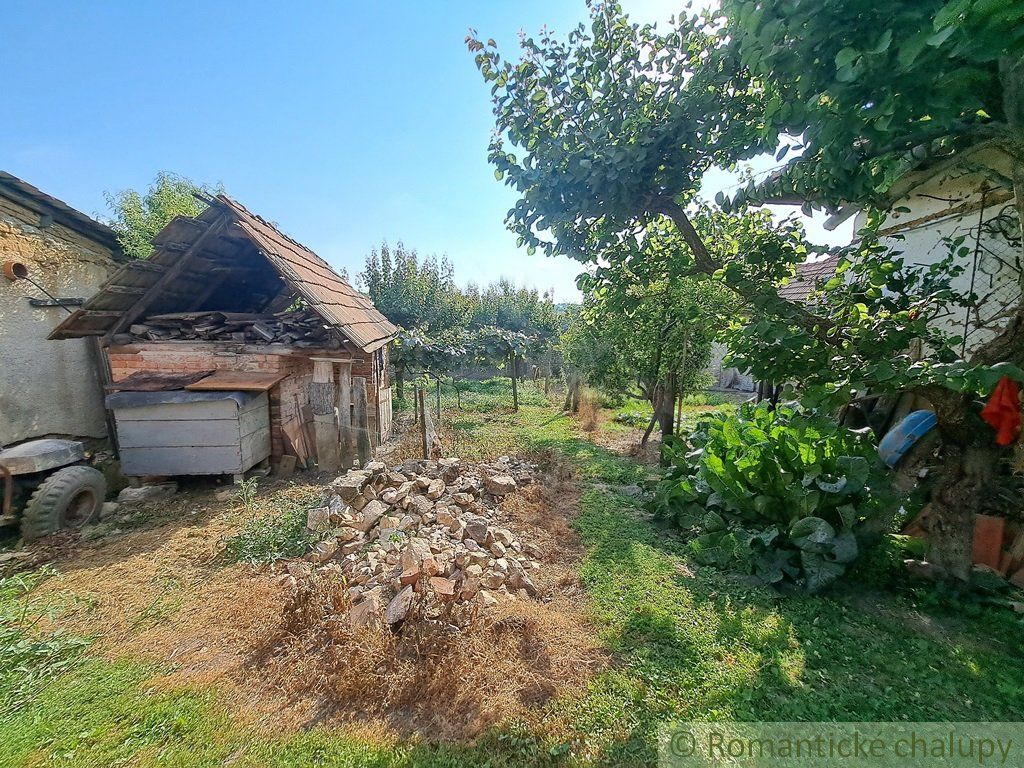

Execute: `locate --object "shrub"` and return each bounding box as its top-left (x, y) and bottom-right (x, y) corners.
top-left (652, 403), bottom-right (895, 593)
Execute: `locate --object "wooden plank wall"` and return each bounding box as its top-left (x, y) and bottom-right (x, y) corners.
top-left (115, 393), bottom-right (270, 476)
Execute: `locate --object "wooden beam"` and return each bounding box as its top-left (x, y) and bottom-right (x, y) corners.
top-left (104, 214), bottom-right (230, 341)
top-left (122, 261), bottom-right (167, 274)
top-left (104, 285), bottom-right (146, 295)
top-left (309, 358), bottom-right (340, 471)
top-left (337, 360), bottom-right (354, 469)
top-left (353, 376), bottom-right (372, 467)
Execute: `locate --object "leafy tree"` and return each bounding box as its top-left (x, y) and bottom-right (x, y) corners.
top-left (469, 1), bottom-right (1024, 580)
top-left (391, 327), bottom-right (470, 405)
top-left (359, 242), bottom-right (466, 334)
top-left (104, 172), bottom-right (221, 260)
top-left (358, 242), bottom-right (469, 397)
top-left (467, 278), bottom-right (560, 380)
top-left (472, 326), bottom-right (533, 410)
top-left (565, 263), bottom-right (729, 443)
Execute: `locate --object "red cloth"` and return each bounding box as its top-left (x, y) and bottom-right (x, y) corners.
top-left (981, 375), bottom-right (1022, 446)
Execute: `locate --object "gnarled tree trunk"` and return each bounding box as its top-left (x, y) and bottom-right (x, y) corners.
top-left (564, 372), bottom-right (582, 412)
top-left (924, 441), bottom-right (999, 581)
top-left (920, 386), bottom-right (1005, 581)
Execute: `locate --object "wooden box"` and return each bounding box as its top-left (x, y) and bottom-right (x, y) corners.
top-left (106, 390), bottom-right (270, 477)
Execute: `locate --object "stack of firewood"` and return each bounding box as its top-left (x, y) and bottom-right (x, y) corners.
top-left (118, 309), bottom-right (340, 347)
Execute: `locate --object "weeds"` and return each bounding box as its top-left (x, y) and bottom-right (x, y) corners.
top-left (223, 489), bottom-right (319, 565)
top-left (236, 476), bottom-right (260, 514)
top-left (0, 569), bottom-right (91, 713)
top-left (578, 388), bottom-right (601, 432)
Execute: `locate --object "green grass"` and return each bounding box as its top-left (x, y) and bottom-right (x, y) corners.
top-left (4, 391), bottom-right (1024, 766)
top-left (222, 485), bottom-right (322, 565)
top-left (609, 392), bottom-right (741, 432)
top-left (396, 376), bottom-right (552, 416)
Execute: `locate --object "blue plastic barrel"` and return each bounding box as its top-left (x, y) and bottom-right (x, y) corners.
top-left (878, 410), bottom-right (937, 468)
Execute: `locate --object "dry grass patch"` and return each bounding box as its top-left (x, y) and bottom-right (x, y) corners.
top-left (255, 456), bottom-right (605, 739)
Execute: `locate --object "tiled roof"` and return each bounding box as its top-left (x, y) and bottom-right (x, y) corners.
top-left (220, 196), bottom-right (397, 352)
top-left (777, 254), bottom-right (840, 303)
top-left (0, 171), bottom-right (124, 256)
top-left (49, 195), bottom-right (398, 352)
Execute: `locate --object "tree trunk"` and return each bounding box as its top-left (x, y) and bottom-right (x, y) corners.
top-left (452, 376), bottom-right (462, 409)
top-left (563, 373), bottom-right (582, 412)
top-left (641, 376), bottom-right (677, 448)
top-left (924, 441), bottom-right (999, 581)
top-left (657, 371), bottom-right (677, 440)
top-left (395, 367), bottom-right (405, 401)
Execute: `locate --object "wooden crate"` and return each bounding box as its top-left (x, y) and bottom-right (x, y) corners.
top-left (106, 390), bottom-right (270, 477)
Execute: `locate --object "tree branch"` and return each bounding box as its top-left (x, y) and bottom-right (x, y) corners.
top-left (653, 197), bottom-right (842, 348)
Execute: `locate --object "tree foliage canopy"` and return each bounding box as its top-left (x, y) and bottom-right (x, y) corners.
top-left (721, 0), bottom-right (1024, 210)
top-left (104, 172), bottom-right (221, 260)
top-left (471, 0), bottom-right (1024, 578)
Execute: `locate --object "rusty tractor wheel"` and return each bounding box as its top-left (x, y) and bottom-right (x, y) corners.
top-left (21, 466), bottom-right (106, 541)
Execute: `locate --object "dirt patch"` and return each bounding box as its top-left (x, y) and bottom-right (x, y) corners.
top-left (591, 425), bottom-right (662, 466)
top-left (26, 483), bottom-right (321, 729)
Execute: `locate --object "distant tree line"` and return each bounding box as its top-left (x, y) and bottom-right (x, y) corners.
top-left (357, 241), bottom-right (560, 410)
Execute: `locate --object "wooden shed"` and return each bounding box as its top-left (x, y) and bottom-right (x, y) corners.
top-left (50, 195), bottom-right (398, 474)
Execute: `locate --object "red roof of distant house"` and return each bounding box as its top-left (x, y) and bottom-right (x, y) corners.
top-left (777, 254), bottom-right (840, 303)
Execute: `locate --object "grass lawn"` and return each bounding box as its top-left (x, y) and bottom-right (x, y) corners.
top-left (3, 379), bottom-right (1023, 767)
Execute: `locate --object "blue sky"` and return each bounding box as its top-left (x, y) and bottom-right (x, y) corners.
top-left (2, 1), bottom-right (849, 301)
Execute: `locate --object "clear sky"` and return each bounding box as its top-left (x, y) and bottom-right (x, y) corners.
top-left (2, 1), bottom-right (850, 301)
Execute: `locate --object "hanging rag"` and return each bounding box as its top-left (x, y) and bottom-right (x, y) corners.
top-left (981, 375), bottom-right (1022, 446)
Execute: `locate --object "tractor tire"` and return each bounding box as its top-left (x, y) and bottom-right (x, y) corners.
top-left (21, 465), bottom-right (106, 541)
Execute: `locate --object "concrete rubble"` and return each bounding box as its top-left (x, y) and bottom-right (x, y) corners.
top-left (278, 456), bottom-right (542, 630)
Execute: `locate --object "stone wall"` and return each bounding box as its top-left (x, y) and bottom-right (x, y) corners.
top-left (0, 193), bottom-right (119, 445)
top-left (706, 341), bottom-right (756, 392)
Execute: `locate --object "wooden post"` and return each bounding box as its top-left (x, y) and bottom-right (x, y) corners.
top-left (435, 379), bottom-right (441, 420)
top-left (337, 360), bottom-right (353, 469)
top-left (87, 337), bottom-right (119, 456)
top-left (419, 388), bottom-right (429, 459)
top-left (510, 353), bottom-right (519, 411)
top-left (353, 376), bottom-right (372, 467)
top-left (309, 358), bottom-right (340, 471)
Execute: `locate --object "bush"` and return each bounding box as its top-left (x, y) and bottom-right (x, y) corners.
top-left (652, 403), bottom-right (895, 593)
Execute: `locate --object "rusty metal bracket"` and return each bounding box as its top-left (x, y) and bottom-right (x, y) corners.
top-left (28, 297), bottom-right (85, 308)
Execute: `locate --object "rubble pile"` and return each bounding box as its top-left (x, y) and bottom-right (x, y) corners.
top-left (282, 456), bottom-right (543, 630)
top-left (113, 308), bottom-right (341, 347)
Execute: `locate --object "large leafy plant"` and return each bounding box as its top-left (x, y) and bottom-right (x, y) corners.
top-left (653, 404), bottom-right (894, 593)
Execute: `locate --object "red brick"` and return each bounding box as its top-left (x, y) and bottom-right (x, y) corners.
top-left (973, 515), bottom-right (1006, 569)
